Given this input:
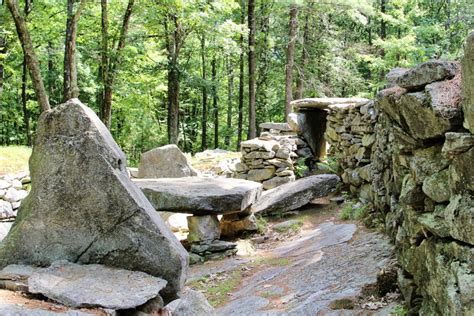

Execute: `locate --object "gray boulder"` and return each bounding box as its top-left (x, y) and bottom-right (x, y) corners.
top-left (28, 261), bottom-right (167, 310)
top-left (395, 60), bottom-right (459, 90)
top-left (187, 215), bottom-right (220, 243)
top-left (138, 144), bottom-right (197, 178)
top-left (291, 97), bottom-right (369, 110)
top-left (252, 174), bottom-right (340, 215)
top-left (134, 177), bottom-right (262, 215)
top-left (385, 67), bottom-right (409, 87)
top-left (462, 31), bottom-right (474, 133)
top-left (0, 99), bottom-right (188, 298)
top-left (165, 288), bottom-right (216, 316)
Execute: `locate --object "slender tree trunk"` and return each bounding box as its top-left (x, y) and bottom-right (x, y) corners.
top-left (237, 0), bottom-right (245, 150)
top-left (63, 0), bottom-right (86, 102)
top-left (247, 0), bottom-right (256, 139)
top-left (167, 15), bottom-right (180, 145)
top-left (295, 7), bottom-right (309, 100)
top-left (102, 0), bottom-right (135, 129)
top-left (98, 0), bottom-right (108, 119)
top-left (21, 56), bottom-right (31, 145)
top-left (211, 56), bottom-right (218, 149)
top-left (200, 35), bottom-right (208, 151)
top-left (225, 56), bottom-right (234, 148)
top-left (256, 1), bottom-right (270, 125)
top-left (285, 4), bottom-right (298, 120)
top-left (6, 0), bottom-right (50, 112)
top-left (0, 1), bottom-right (4, 96)
top-left (380, 0), bottom-right (386, 57)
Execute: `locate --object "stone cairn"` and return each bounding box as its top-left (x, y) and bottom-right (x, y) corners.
top-left (0, 172), bottom-right (30, 220)
top-left (370, 58), bottom-right (473, 314)
top-left (234, 123), bottom-right (314, 190)
top-left (325, 100), bottom-right (377, 201)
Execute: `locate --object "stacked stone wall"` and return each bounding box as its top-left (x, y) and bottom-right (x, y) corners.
top-left (371, 58), bottom-right (473, 315)
top-left (234, 131), bottom-right (313, 190)
top-left (0, 172), bottom-right (30, 220)
top-left (325, 101), bottom-right (377, 202)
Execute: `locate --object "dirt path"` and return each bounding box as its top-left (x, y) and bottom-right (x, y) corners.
top-left (188, 203), bottom-right (399, 315)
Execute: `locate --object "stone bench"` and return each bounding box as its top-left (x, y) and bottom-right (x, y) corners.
top-left (134, 177), bottom-right (263, 262)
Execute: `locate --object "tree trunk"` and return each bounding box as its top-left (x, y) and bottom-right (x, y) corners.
top-left (211, 56), bottom-right (218, 149)
top-left (247, 0), bottom-right (256, 139)
top-left (225, 56), bottom-right (234, 148)
top-left (63, 0), bottom-right (86, 102)
top-left (6, 0), bottom-right (50, 112)
top-left (285, 4), bottom-right (298, 120)
top-left (237, 0), bottom-right (245, 150)
top-left (102, 0), bottom-right (135, 129)
top-left (295, 7), bottom-right (308, 100)
top-left (98, 0), bottom-right (108, 119)
top-left (167, 14), bottom-right (180, 145)
top-left (256, 1), bottom-right (270, 126)
top-left (200, 35), bottom-right (208, 151)
top-left (21, 56), bottom-right (31, 145)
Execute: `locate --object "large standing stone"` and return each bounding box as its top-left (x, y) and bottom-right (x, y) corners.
top-left (134, 177), bottom-right (262, 215)
top-left (138, 144), bottom-right (197, 178)
top-left (395, 60), bottom-right (459, 90)
top-left (252, 174), bottom-right (340, 215)
top-left (462, 31), bottom-right (474, 133)
top-left (28, 261), bottom-right (167, 310)
top-left (0, 99), bottom-right (188, 298)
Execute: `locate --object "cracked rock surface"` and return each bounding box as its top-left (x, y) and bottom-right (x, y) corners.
top-left (0, 99), bottom-right (188, 298)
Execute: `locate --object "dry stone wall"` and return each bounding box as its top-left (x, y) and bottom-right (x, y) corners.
top-left (372, 58), bottom-right (473, 315)
top-left (325, 101), bottom-right (377, 202)
top-left (0, 172), bottom-right (30, 220)
top-left (234, 127), bottom-right (314, 190)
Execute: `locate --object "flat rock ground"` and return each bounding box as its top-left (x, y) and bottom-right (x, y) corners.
top-left (188, 203), bottom-right (400, 315)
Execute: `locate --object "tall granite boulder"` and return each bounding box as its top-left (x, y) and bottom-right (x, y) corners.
top-left (462, 31), bottom-right (474, 133)
top-left (0, 99), bottom-right (188, 298)
top-left (138, 144), bottom-right (197, 178)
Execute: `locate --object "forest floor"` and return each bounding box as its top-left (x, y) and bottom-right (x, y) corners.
top-left (187, 202), bottom-right (403, 315)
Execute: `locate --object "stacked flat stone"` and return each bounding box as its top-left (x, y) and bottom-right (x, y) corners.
top-left (0, 172), bottom-right (30, 220)
top-left (325, 100), bottom-right (377, 201)
top-left (234, 131), bottom-right (313, 190)
top-left (371, 58), bottom-right (473, 315)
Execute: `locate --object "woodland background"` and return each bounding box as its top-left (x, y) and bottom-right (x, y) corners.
top-left (1, 0), bottom-right (473, 164)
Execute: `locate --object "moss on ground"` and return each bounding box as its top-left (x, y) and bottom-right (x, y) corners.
top-left (188, 270), bottom-right (243, 307)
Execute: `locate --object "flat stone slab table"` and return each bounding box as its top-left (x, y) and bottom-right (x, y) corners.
top-left (133, 177), bottom-right (263, 216)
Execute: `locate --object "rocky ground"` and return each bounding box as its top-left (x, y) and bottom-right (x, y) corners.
top-left (187, 202), bottom-right (402, 315)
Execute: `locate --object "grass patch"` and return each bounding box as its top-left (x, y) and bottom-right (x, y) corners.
top-left (340, 202), bottom-right (368, 221)
top-left (329, 297), bottom-right (355, 310)
top-left (273, 219), bottom-right (304, 233)
top-left (255, 214), bottom-right (268, 235)
top-left (391, 304), bottom-right (408, 316)
top-left (0, 146), bottom-right (32, 175)
top-left (260, 290), bottom-right (280, 299)
top-left (188, 270), bottom-right (242, 307)
top-left (254, 256), bottom-right (290, 267)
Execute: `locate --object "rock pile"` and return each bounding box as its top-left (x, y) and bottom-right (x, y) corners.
top-left (370, 57), bottom-right (473, 314)
top-left (234, 131), bottom-right (314, 190)
top-left (324, 100), bottom-right (377, 201)
top-left (0, 172), bottom-right (30, 220)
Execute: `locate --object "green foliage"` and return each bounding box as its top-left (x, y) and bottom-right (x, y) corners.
top-left (188, 270), bottom-right (242, 307)
top-left (1, 0), bottom-right (472, 158)
top-left (317, 156), bottom-right (340, 174)
top-left (294, 158), bottom-right (308, 177)
top-left (255, 214), bottom-right (268, 235)
top-left (392, 304), bottom-right (408, 316)
top-left (340, 202), bottom-right (368, 221)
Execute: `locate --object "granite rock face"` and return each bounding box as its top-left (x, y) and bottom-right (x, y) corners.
top-left (28, 261), bottom-right (167, 310)
top-left (138, 144), bottom-right (197, 178)
top-left (0, 99), bottom-right (188, 298)
top-left (395, 60), bottom-right (459, 90)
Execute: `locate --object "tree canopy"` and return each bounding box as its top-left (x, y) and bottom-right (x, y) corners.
top-left (1, 0), bottom-right (473, 164)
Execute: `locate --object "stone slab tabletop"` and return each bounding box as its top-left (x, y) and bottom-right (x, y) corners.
top-left (134, 177), bottom-right (263, 215)
top-left (291, 97), bottom-right (369, 110)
